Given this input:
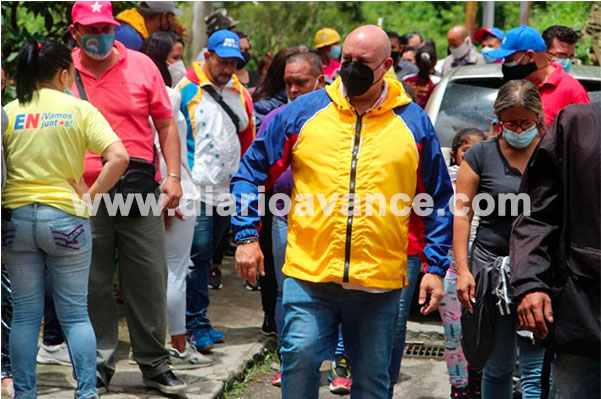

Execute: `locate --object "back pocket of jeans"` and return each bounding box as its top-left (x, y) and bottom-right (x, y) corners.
top-left (1, 220), bottom-right (17, 247)
top-left (48, 218), bottom-right (89, 251)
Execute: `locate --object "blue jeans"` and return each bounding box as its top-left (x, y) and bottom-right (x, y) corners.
top-left (273, 217), bottom-right (347, 358)
top-left (1, 204), bottom-right (97, 399)
top-left (42, 274), bottom-right (65, 345)
top-left (272, 216), bottom-right (288, 340)
top-left (280, 278), bottom-right (401, 399)
top-left (550, 352), bottom-right (600, 399)
top-left (387, 254), bottom-right (421, 398)
top-left (1, 265), bottom-right (12, 379)
top-left (186, 202), bottom-right (230, 333)
top-left (482, 313), bottom-right (545, 399)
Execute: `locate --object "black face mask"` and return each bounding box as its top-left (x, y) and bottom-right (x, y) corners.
top-left (391, 51), bottom-right (400, 64)
top-left (340, 59), bottom-right (385, 96)
top-left (502, 61), bottom-right (538, 82)
top-left (237, 51), bottom-right (251, 70)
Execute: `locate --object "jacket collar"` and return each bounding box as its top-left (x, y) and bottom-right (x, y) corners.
top-left (325, 77), bottom-right (412, 114)
top-left (115, 8), bottom-right (149, 39)
top-left (184, 61), bottom-right (242, 91)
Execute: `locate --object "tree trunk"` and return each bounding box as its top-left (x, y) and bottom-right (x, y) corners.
top-left (586, 2), bottom-right (601, 66)
top-left (519, 1), bottom-right (531, 26)
top-left (482, 1), bottom-right (495, 29)
top-left (465, 2), bottom-right (478, 38)
top-left (190, 1), bottom-right (212, 64)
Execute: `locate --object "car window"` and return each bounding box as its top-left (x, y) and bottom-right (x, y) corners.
top-left (578, 79), bottom-right (601, 103)
top-left (434, 76), bottom-right (601, 149)
top-left (433, 79), bottom-right (501, 148)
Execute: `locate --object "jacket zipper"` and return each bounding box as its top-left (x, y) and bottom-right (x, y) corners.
top-left (343, 113), bottom-right (362, 282)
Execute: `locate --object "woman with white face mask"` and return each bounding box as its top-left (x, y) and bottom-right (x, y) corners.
top-left (455, 79), bottom-right (548, 399)
top-left (140, 32), bottom-right (209, 369)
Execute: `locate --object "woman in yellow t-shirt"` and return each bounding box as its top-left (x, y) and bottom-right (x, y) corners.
top-left (2, 40), bottom-right (128, 399)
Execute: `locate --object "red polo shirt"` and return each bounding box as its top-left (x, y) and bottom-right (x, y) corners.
top-left (538, 63), bottom-right (590, 127)
top-left (71, 41), bottom-right (173, 185)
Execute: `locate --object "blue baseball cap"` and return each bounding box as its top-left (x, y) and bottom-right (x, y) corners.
top-left (207, 29), bottom-right (244, 61)
top-left (487, 26), bottom-right (546, 60)
top-left (473, 27), bottom-right (505, 43)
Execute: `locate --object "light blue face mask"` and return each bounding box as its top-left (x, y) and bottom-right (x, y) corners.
top-left (481, 47), bottom-right (498, 64)
top-left (502, 125), bottom-right (538, 148)
top-left (81, 33), bottom-right (115, 60)
top-left (329, 45), bottom-right (342, 60)
top-left (553, 58), bottom-right (572, 73)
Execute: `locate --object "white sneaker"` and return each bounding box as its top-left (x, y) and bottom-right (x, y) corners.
top-left (36, 343), bottom-right (71, 366)
top-left (169, 343), bottom-right (212, 369)
top-left (128, 348), bottom-right (137, 365)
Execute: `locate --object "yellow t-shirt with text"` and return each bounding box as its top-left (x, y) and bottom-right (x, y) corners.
top-left (3, 88), bottom-right (120, 216)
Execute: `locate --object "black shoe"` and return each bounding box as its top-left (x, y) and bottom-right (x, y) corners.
top-left (450, 385), bottom-right (470, 398)
top-left (261, 315), bottom-right (278, 336)
top-left (143, 370), bottom-right (187, 394)
top-left (245, 280), bottom-right (260, 291)
top-left (209, 267), bottom-right (223, 289)
top-left (468, 366), bottom-right (482, 399)
top-left (96, 377), bottom-right (108, 395)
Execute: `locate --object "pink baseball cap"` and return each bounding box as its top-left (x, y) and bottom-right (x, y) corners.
top-left (72, 1), bottom-right (120, 26)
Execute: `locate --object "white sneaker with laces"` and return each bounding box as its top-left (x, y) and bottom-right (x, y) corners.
top-left (36, 343), bottom-right (71, 366)
top-left (169, 343), bottom-right (212, 369)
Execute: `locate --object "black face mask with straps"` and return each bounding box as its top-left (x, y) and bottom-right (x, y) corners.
top-left (340, 58), bottom-right (386, 96)
top-left (502, 61), bottom-right (538, 82)
top-left (236, 51), bottom-right (251, 70)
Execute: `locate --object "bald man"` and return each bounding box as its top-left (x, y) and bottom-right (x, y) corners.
top-left (442, 25), bottom-right (485, 75)
top-left (231, 25), bottom-right (452, 398)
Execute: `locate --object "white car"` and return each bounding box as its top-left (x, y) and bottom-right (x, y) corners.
top-left (425, 63), bottom-right (601, 164)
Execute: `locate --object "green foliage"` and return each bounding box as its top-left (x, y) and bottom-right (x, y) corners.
top-left (530, 1), bottom-right (594, 62)
top-left (224, 2), bottom-right (361, 57)
top-left (222, 1), bottom-right (594, 67)
top-left (1, 0), bottom-right (595, 98)
top-left (1, 1), bottom-right (136, 101)
top-left (360, 1), bottom-right (465, 61)
top-left (221, 343), bottom-right (279, 399)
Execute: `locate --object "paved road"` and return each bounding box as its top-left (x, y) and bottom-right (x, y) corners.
top-left (242, 357), bottom-right (451, 399)
top-left (33, 258), bottom-right (450, 398)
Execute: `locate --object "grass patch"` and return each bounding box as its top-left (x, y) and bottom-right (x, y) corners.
top-left (221, 339), bottom-right (279, 399)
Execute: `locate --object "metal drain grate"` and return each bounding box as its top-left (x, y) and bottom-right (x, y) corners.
top-left (404, 342), bottom-right (445, 359)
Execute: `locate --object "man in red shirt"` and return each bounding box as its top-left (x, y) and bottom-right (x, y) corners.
top-left (69, 1), bottom-right (184, 395)
top-left (488, 25), bottom-right (590, 126)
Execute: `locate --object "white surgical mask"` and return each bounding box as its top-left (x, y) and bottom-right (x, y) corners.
top-left (450, 39), bottom-right (470, 60)
top-left (168, 60), bottom-right (186, 87)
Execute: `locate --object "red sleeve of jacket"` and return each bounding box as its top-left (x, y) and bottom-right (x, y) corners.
top-left (239, 88), bottom-right (256, 156)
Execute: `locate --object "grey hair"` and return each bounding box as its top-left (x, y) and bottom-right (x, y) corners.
top-left (494, 79), bottom-right (546, 130)
top-left (286, 51), bottom-right (323, 77)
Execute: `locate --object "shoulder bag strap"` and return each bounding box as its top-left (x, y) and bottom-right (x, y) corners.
top-left (74, 70), bottom-right (88, 102)
top-left (202, 84), bottom-right (240, 133)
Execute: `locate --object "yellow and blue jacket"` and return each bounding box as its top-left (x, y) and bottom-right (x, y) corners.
top-left (231, 77), bottom-right (452, 289)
